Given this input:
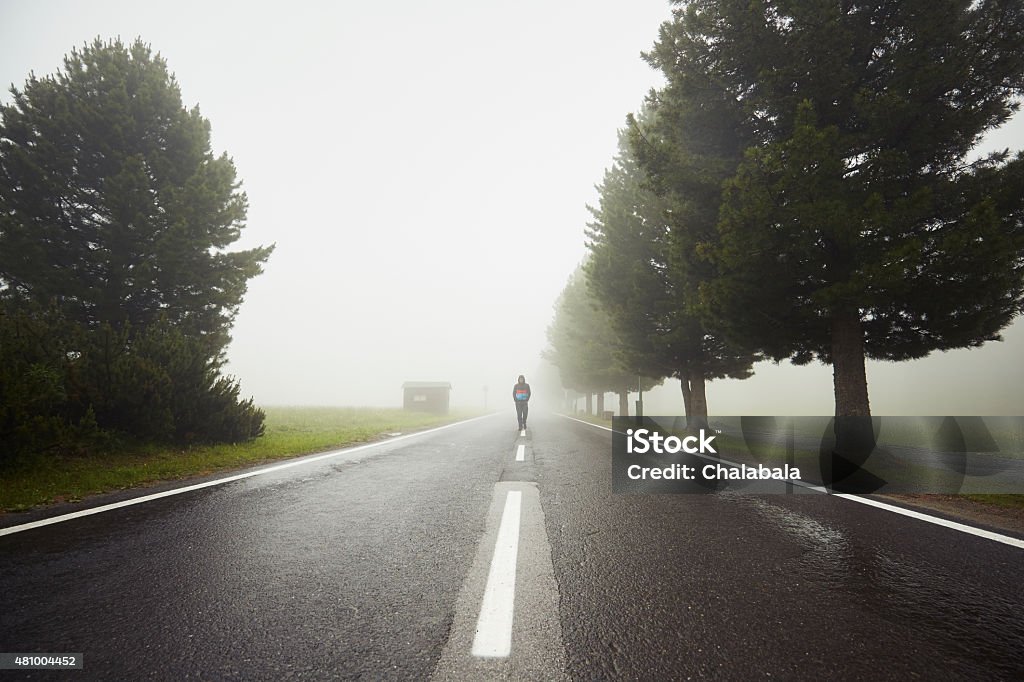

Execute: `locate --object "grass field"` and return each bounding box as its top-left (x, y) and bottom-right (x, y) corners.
top-left (0, 407), bottom-right (483, 513)
top-left (961, 494), bottom-right (1024, 510)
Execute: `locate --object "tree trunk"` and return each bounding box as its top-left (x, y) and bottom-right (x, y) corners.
top-left (585, 393), bottom-right (593, 415)
top-left (618, 389), bottom-right (629, 417)
top-left (597, 392), bottom-right (605, 416)
top-left (831, 310), bottom-right (871, 417)
top-left (830, 310), bottom-right (876, 486)
top-left (679, 376), bottom-right (692, 418)
top-left (687, 371), bottom-right (709, 431)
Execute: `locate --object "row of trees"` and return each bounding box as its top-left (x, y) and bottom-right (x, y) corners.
top-left (548, 0), bottom-right (1024, 425)
top-left (1, 39), bottom-right (273, 460)
top-left (543, 265), bottom-right (660, 416)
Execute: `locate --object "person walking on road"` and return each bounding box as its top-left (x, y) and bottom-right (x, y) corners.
top-left (513, 375), bottom-right (531, 429)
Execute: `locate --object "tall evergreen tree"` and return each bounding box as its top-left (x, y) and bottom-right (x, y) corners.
top-left (587, 121), bottom-right (755, 425)
top-left (0, 38), bottom-right (273, 361)
top-left (655, 0), bottom-right (1024, 417)
top-left (0, 39), bottom-right (271, 451)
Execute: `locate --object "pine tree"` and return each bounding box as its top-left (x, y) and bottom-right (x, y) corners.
top-left (0, 38), bottom-right (273, 361)
top-left (0, 39), bottom-right (271, 450)
top-left (656, 0), bottom-right (1024, 417)
top-left (587, 119), bottom-right (755, 425)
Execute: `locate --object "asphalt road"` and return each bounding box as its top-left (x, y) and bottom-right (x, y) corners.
top-left (1, 412), bottom-right (1022, 680)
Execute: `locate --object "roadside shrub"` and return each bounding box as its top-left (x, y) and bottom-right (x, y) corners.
top-left (0, 301), bottom-right (264, 461)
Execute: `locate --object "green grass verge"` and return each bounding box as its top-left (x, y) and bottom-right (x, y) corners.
top-left (961, 494), bottom-right (1024, 511)
top-left (0, 407), bottom-right (483, 513)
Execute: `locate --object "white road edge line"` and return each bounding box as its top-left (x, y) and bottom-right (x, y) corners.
top-left (0, 414), bottom-right (496, 538)
top-left (560, 414), bottom-right (1024, 550)
top-left (515, 444), bottom-right (525, 462)
top-left (472, 490), bottom-right (522, 658)
top-left (563, 415), bottom-right (615, 432)
top-left (833, 494), bottom-right (1024, 549)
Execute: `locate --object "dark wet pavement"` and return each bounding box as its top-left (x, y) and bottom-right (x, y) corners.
top-left (2, 413), bottom-right (1022, 680)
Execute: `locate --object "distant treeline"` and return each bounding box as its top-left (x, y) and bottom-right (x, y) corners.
top-left (0, 39), bottom-right (273, 460)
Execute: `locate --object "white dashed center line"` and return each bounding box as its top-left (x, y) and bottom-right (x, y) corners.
top-left (471, 490), bottom-right (523, 657)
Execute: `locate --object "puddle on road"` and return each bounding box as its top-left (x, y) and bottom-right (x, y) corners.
top-left (724, 494), bottom-right (1024, 678)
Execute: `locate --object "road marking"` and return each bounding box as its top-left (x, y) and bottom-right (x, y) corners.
top-left (520, 429), bottom-right (526, 437)
top-left (834, 494), bottom-right (1024, 549)
top-left (563, 415), bottom-right (614, 432)
top-left (560, 414), bottom-right (1024, 550)
top-left (515, 444), bottom-right (525, 462)
top-left (471, 490), bottom-right (522, 658)
top-left (431, 483), bottom-right (565, 679)
top-left (0, 414), bottom-right (496, 538)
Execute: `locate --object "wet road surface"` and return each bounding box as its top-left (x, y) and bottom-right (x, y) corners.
top-left (1, 413), bottom-right (1022, 680)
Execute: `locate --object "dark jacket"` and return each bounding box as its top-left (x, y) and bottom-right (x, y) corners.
top-left (512, 382), bottom-right (531, 402)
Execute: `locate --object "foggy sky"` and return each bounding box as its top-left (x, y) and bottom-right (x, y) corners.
top-left (2, 1), bottom-right (1022, 416)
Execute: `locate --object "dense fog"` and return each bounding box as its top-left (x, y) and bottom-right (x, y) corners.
top-left (3, 0), bottom-right (1021, 415)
